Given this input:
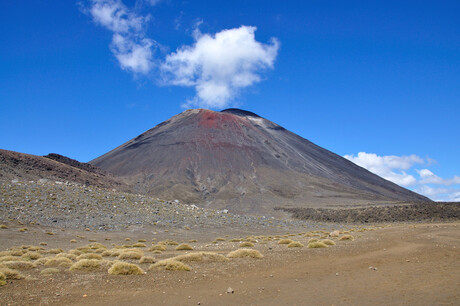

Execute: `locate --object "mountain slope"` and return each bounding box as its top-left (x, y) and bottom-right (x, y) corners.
top-left (90, 108), bottom-right (429, 214)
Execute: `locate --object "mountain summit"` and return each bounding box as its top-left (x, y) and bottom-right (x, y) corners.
top-left (90, 109), bottom-right (429, 214)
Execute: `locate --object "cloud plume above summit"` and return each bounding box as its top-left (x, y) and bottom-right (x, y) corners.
top-left (85, 0), bottom-right (279, 108)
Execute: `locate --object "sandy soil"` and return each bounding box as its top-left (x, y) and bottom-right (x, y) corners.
top-left (0, 222), bottom-right (459, 305)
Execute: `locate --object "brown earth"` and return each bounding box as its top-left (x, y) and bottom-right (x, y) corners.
top-left (0, 149), bottom-right (129, 192)
top-left (0, 222), bottom-right (458, 305)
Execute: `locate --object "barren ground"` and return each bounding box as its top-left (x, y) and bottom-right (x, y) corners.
top-left (1, 222), bottom-right (458, 305)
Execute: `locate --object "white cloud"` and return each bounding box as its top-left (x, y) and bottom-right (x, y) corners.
top-left (88, 0), bottom-right (155, 73)
top-left (343, 152), bottom-right (422, 186)
top-left (344, 152), bottom-right (460, 201)
top-left (416, 168), bottom-right (460, 185)
top-left (161, 26), bottom-right (279, 109)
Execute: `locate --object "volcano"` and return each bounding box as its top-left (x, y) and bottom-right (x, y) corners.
top-left (90, 108), bottom-right (429, 214)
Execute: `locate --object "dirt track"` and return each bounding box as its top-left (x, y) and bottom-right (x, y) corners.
top-left (1, 222), bottom-right (458, 305)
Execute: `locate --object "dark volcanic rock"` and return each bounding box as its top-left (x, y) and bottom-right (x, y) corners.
top-left (90, 108), bottom-right (430, 214)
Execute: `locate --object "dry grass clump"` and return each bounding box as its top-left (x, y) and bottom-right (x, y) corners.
top-left (40, 268), bottom-right (60, 275)
top-left (0, 271), bottom-right (6, 286)
top-left (149, 259), bottom-right (191, 271)
top-left (307, 241), bottom-right (328, 248)
top-left (3, 261), bottom-right (36, 270)
top-left (278, 239), bottom-right (294, 245)
top-left (308, 238), bottom-right (319, 244)
top-left (152, 250), bottom-right (162, 254)
top-left (45, 257), bottom-right (73, 268)
top-left (108, 261), bottom-right (144, 275)
top-left (69, 259), bottom-right (102, 271)
top-left (215, 238), bottom-right (226, 241)
top-left (76, 253), bottom-right (103, 261)
top-left (87, 242), bottom-right (107, 250)
top-left (22, 252), bottom-right (42, 260)
top-left (70, 239), bottom-right (77, 243)
top-left (0, 267), bottom-right (24, 280)
top-left (46, 248), bottom-right (64, 254)
top-left (165, 240), bottom-right (179, 246)
top-left (46, 232), bottom-right (54, 235)
top-left (102, 249), bottom-right (121, 257)
top-left (39, 242), bottom-right (47, 246)
top-left (339, 235), bottom-right (354, 241)
top-left (138, 239), bottom-right (147, 242)
top-left (321, 239), bottom-right (336, 246)
top-left (132, 243), bottom-right (146, 248)
top-left (68, 249), bottom-right (83, 256)
top-left (189, 239), bottom-right (198, 243)
top-left (200, 252), bottom-right (229, 262)
top-left (227, 249), bottom-right (264, 259)
top-left (229, 238), bottom-right (241, 242)
top-left (172, 253), bottom-right (202, 262)
top-left (56, 253), bottom-right (78, 261)
top-left (239, 242), bottom-right (254, 248)
top-left (18, 227), bottom-right (28, 232)
top-left (149, 245), bottom-right (167, 252)
top-left (0, 256), bottom-right (22, 262)
top-left (0, 224), bottom-right (8, 229)
top-left (287, 241), bottom-right (304, 248)
top-left (117, 251), bottom-right (143, 260)
top-left (139, 256), bottom-right (156, 264)
top-left (176, 244), bottom-right (193, 251)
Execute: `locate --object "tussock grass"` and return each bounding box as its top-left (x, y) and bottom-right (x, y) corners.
top-left (172, 253), bottom-right (202, 262)
top-left (39, 242), bottom-right (47, 246)
top-left (70, 239), bottom-right (77, 243)
top-left (239, 242), bottom-right (254, 248)
top-left (287, 241), bottom-right (304, 248)
top-left (278, 239), bottom-right (294, 245)
top-left (46, 248), bottom-right (64, 254)
top-left (132, 243), bottom-right (146, 248)
top-left (149, 259), bottom-right (191, 271)
top-left (308, 238), bottom-right (319, 244)
top-left (307, 241), bottom-right (328, 248)
top-left (45, 257), bottom-right (73, 268)
top-left (87, 242), bottom-right (107, 250)
top-left (76, 253), bottom-right (103, 261)
top-left (56, 253), bottom-right (78, 261)
top-left (22, 252), bottom-right (42, 261)
top-left (102, 249), bottom-right (121, 257)
top-left (227, 249), bottom-right (263, 259)
top-left (152, 250), bottom-right (162, 254)
top-left (149, 245), bottom-right (167, 252)
top-left (27, 246), bottom-right (43, 252)
top-left (229, 238), bottom-right (241, 242)
top-left (69, 259), bottom-right (102, 271)
top-left (118, 251), bottom-right (143, 260)
top-left (0, 267), bottom-right (24, 280)
top-left (46, 232), bottom-right (54, 235)
top-left (176, 244), bottom-right (193, 251)
top-left (18, 227), bottom-right (28, 232)
top-left (40, 268), bottom-right (60, 275)
top-left (137, 239), bottom-right (147, 242)
top-left (139, 256), bottom-right (156, 264)
top-left (3, 261), bottom-right (36, 270)
top-left (339, 235), bottom-right (354, 241)
top-left (0, 271), bottom-right (5, 286)
top-left (0, 256), bottom-right (22, 262)
top-left (165, 240), bottom-right (179, 246)
top-left (0, 224), bottom-right (8, 229)
top-left (108, 261), bottom-right (144, 275)
top-left (68, 249), bottom-right (83, 256)
top-left (321, 239), bottom-right (336, 246)
top-left (189, 239), bottom-right (198, 243)
top-left (215, 238), bottom-right (226, 241)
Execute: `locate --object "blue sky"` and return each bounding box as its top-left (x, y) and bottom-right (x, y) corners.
top-left (1, 0), bottom-right (459, 201)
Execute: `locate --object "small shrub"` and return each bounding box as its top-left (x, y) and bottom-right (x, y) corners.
top-left (339, 235), bottom-right (354, 241)
top-left (321, 239), bottom-right (336, 246)
top-left (139, 256), bottom-right (156, 264)
top-left (239, 242), bottom-right (254, 248)
top-left (227, 249), bottom-right (263, 259)
top-left (278, 239), bottom-right (293, 245)
top-left (287, 241), bottom-right (304, 248)
top-left (69, 259), bottom-right (102, 271)
top-left (175, 244), bottom-right (193, 251)
top-left (40, 268), bottom-right (60, 275)
top-left (108, 261), bottom-right (144, 275)
top-left (307, 241), bottom-right (328, 248)
top-left (149, 259), bottom-right (191, 271)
